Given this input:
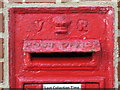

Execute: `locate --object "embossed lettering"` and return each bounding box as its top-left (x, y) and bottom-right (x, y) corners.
top-left (85, 42), bottom-right (93, 47)
top-left (62, 43), bottom-right (69, 48)
top-left (40, 43), bottom-right (54, 48)
top-left (34, 20), bottom-right (44, 32)
top-left (78, 20), bottom-right (88, 32)
top-left (23, 40), bottom-right (100, 52)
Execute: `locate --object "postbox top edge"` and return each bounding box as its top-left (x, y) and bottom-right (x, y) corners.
top-left (9, 6), bottom-right (113, 14)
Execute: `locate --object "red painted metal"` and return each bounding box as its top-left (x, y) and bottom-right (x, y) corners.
top-left (9, 7), bottom-right (114, 88)
top-left (24, 84), bottom-right (43, 90)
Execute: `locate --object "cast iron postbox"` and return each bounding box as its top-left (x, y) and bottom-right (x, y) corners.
top-left (9, 7), bottom-right (114, 89)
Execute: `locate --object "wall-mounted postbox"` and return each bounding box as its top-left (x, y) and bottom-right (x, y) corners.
top-left (9, 7), bottom-right (114, 89)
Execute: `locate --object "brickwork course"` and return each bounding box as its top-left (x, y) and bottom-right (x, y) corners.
top-left (0, 0), bottom-right (118, 89)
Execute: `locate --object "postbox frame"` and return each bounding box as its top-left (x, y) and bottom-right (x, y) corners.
top-left (9, 7), bottom-right (115, 88)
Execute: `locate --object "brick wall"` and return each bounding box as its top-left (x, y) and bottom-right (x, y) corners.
top-left (0, 0), bottom-right (3, 89)
top-left (0, 0), bottom-right (118, 89)
top-left (118, 2), bottom-right (120, 89)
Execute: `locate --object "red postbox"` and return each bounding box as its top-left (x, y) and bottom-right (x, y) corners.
top-left (9, 7), bottom-right (114, 89)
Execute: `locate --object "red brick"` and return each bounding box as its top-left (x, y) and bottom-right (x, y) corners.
top-left (118, 1), bottom-right (120, 7)
top-left (0, 1), bottom-right (3, 8)
top-left (118, 61), bottom-right (120, 81)
top-left (25, 0), bottom-right (56, 3)
top-left (119, 11), bottom-right (120, 29)
top-left (0, 14), bottom-right (4, 32)
top-left (9, 0), bottom-right (23, 3)
top-left (118, 37), bottom-right (120, 57)
top-left (0, 62), bottom-right (3, 83)
top-left (0, 38), bottom-right (3, 58)
top-left (119, 84), bottom-right (120, 90)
